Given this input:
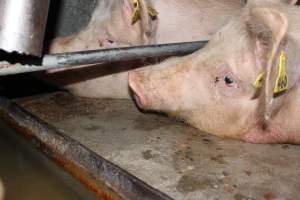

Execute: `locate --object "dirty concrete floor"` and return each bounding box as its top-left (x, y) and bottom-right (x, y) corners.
top-left (16, 92), bottom-right (300, 200)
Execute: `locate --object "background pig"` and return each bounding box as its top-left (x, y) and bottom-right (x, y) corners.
top-left (129, 0), bottom-right (300, 144)
top-left (42, 0), bottom-right (246, 98)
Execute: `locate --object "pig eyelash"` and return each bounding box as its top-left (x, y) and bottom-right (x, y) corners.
top-left (224, 75), bottom-right (236, 87)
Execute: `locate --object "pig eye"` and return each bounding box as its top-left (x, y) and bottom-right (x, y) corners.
top-left (224, 75), bottom-right (236, 87)
top-left (107, 39), bottom-right (114, 44)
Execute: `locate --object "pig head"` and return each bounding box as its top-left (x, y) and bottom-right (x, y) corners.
top-left (129, 1), bottom-right (300, 144)
top-left (49, 0), bottom-right (157, 53)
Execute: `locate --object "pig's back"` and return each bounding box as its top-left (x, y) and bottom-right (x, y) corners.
top-left (153, 0), bottom-right (244, 43)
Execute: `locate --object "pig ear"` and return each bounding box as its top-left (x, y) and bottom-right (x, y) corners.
top-left (247, 8), bottom-right (288, 127)
top-left (123, 0), bottom-right (157, 44)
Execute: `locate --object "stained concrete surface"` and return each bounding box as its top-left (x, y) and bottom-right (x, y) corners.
top-left (16, 92), bottom-right (300, 200)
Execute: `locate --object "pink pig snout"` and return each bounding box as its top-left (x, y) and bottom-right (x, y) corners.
top-left (128, 71), bottom-right (150, 109)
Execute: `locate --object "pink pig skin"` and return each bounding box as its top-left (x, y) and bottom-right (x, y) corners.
top-left (42, 0), bottom-right (245, 99)
top-left (129, 0), bottom-right (300, 144)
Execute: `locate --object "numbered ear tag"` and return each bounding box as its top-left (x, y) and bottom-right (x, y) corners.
top-left (253, 73), bottom-right (264, 89)
top-left (147, 6), bottom-right (159, 18)
top-left (274, 52), bottom-right (289, 94)
top-left (131, 0), bottom-right (159, 24)
top-left (131, 0), bottom-right (140, 24)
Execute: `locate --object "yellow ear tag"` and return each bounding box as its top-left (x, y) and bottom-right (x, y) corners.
top-left (131, 0), bottom-right (159, 24)
top-left (131, 0), bottom-right (140, 25)
top-left (274, 52), bottom-right (289, 94)
top-left (253, 73), bottom-right (264, 89)
top-left (147, 6), bottom-right (159, 18)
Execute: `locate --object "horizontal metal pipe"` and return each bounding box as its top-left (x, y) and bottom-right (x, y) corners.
top-left (42, 40), bottom-right (208, 67)
top-left (0, 40), bottom-right (208, 76)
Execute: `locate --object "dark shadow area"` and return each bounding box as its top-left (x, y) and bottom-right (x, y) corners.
top-left (36, 57), bottom-right (165, 86)
top-left (0, 50), bottom-right (42, 66)
top-left (0, 74), bottom-right (60, 99)
top-left (45, 0), bottom-right (96, 40)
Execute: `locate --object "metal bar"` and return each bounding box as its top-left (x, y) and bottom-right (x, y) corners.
top-left (0, 40), bottom-right (208, 76)
top-left (0, 97), bottom-right (174, 200)
top-left (42, 40), bottom-right (208, 67)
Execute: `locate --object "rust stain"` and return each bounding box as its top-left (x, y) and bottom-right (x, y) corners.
top-left (263, 192), bottom-right (277, 200)
top-left (244, 170), bottom-right (252, 176)
top-left (2, 116), bottom-right (34, 140)
top-left (51, 154), bottom-right (121, 200)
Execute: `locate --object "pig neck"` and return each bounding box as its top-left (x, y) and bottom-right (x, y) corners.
top-left (286, 7), bottom-right (300, 42)
top-left (152, 0), bottom-right (244, 43)
top-left (284, 7), bottom-right (300, 84)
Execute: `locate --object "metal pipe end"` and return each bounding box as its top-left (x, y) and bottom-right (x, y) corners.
top-left (0, 0), bottom-right (50, 57)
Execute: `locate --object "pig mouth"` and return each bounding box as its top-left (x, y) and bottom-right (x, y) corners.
top-left (128, 72), bottom-right (149, 109)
